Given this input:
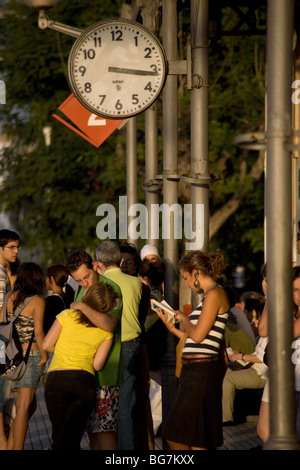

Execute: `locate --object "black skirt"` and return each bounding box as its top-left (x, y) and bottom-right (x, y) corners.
top-left (162, 357), bottom-right (224, 449)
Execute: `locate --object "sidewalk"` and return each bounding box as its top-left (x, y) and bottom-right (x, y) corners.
top-left (22, 387), bottom-right (263, 451)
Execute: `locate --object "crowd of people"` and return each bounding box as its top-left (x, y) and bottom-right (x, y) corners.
top-left (0, 228), bottom-right (299, 450)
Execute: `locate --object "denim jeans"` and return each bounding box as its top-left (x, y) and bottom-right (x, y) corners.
top-left (117, 340), bottom-right (141, 450)
top-left (13, 351), bottom-right (44, 389)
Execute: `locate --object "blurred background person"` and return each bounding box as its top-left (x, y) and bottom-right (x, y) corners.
top-left (44, 264), bottom-right (74, 335)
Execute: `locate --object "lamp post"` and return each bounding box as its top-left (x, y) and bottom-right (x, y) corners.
top-left (20, 0), bottom-right (82, 38)
top-left (21, 0), bottom-right (59, 7)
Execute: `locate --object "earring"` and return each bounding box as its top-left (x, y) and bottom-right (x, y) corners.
top-left (193, 279), bottom-right (200, 289)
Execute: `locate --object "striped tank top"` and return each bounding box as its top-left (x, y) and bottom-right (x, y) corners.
top-left (182, 293), bottom-right (229, 357)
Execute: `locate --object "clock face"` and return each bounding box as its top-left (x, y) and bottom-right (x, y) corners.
top-left (68, 18), bottom-right (167, 119)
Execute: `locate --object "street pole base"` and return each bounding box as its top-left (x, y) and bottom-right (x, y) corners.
top-left (263, 434), bottom-right (300, 450)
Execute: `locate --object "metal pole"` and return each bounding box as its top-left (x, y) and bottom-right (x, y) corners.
top-left (141, 2), bottom-right (161, 248)
top-left (161, 0), bottom-right (179, 449)
top-left (293, 35), bottom-right (300, 266)
top-left (190, 0), bottom-right (209, 253)
top-left (162, 0), bottom-right (179, 306)
top-left (126, 117), bottom-right (138, 247)
top-left (264, 0), bottom-right (299, 450)
top-left (189, 0), bottom-right (210, 309)
top-left (121, 5), bottom-right (138, 248)
top-left (144, 103), bottom-right (160, 247)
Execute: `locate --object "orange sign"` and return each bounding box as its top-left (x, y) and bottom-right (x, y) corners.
top-left (53, 94), bottom-right (125, 147)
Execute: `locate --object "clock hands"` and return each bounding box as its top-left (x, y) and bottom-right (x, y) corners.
top-left (108, 66), bottom-right (158, 76)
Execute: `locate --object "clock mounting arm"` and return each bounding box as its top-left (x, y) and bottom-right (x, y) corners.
top-left (37, 9), bottom-right (83, 38)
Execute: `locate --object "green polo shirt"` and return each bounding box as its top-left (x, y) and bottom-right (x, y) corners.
top-left (103, 267), bottom-right (142, 342)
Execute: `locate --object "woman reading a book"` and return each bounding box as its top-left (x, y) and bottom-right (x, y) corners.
top-left (156, 250), bottom-right (230, 450)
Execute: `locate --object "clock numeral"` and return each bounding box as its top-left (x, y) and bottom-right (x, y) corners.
top-left (99, 95), bottom-right (106, 105)
top-left (145, 82), bottom-right (152, 92)
top-left (93, 37), bottom-right (102, 47)
top-left (111, 30), bottom-right (123, 42)
top-left (150, 64), bottom-right (158, 74)
top-left (84, 83), bottom-right (92, 93)
top-left (78, 66), bottom-right (86, 76)
top-left (134, 36), bottom-right (138, 46)
top-left (132, 94), bottom-right (139, 104)
top-left (83, 49), bottom-right (96, 60)
top-left (115, 100), bottom-right (123, 110)
top-left (144, 47), bottom-right (152, 59)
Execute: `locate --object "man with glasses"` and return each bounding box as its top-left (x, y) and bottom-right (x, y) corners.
top-left (0, 229), bottom-right (20, 449)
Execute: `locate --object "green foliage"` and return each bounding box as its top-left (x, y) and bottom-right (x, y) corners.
top-left (0, 1), bottom-right (266, 281)
top-left (0, 0), bottom-right (126, 263)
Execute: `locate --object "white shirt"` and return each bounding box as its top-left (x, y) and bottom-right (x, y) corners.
top-left (251, 336), bottom-right (268, 379)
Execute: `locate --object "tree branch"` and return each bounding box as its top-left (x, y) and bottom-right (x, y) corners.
top-left (209, 149), bottom-right (265, 238)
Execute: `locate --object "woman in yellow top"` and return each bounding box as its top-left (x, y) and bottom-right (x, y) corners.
top-left (42, 282), bottom-right (117, 450)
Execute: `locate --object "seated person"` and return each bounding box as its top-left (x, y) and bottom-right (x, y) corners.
top-left (225, 311), bottom-right (256, 362)
top-left (222, 334), bottom-right (268, 425)
top-left (240, 291), bottom-right (265, 339)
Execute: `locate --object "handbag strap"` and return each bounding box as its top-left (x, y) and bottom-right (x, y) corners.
top-left (2, 291), bottom-right (10, 322)
top-left (2, 293), bottom-right (37, 362)
top-left (23, 330), bottom-right (35, 363)
top-left (2, 292), bottom-right (36, 323)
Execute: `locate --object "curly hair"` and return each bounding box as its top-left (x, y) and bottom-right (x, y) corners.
top-left (179, 250), bottom-right (226, 280)
top-left (65, 250), bottom-right (93, 274)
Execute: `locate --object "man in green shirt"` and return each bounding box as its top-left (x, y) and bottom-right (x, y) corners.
top-left (94, 241), bottom-right (143, 450)
top-left (65, 250), bottom-right (122, 450)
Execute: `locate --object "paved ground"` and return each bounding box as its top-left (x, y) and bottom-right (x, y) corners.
top-left (20, 387), bottom-right (263, 451)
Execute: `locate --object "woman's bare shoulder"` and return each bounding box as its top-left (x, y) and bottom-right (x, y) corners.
top-left (22, 295), bottom-right (45, 315)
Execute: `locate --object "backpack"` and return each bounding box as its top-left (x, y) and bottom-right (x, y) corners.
top-left (0, 292), bottom-right (36, 381)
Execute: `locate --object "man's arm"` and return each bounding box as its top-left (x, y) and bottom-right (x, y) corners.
top-left (71, 301), bottom-right (118, 332)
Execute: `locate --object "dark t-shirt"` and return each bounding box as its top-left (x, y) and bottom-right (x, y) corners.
top-left (44, 295), bottom-right (66, 334)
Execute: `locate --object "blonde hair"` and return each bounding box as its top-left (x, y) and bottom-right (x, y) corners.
top-left (179, 250), bottom-right (226, 280)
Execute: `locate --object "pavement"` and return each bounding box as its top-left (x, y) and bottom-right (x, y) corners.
top-left (19, 386), bottom-right (263, 451)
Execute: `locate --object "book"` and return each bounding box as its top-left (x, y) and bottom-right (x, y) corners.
top-left (226, 347), bottom-right (250, 366)
top-left (150, 299), bottom-right (177, 323)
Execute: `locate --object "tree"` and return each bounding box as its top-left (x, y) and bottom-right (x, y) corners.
top-left (0, 0), bottom-right (127, 263)
top-left (0, 0), bottom-right (266, 287)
